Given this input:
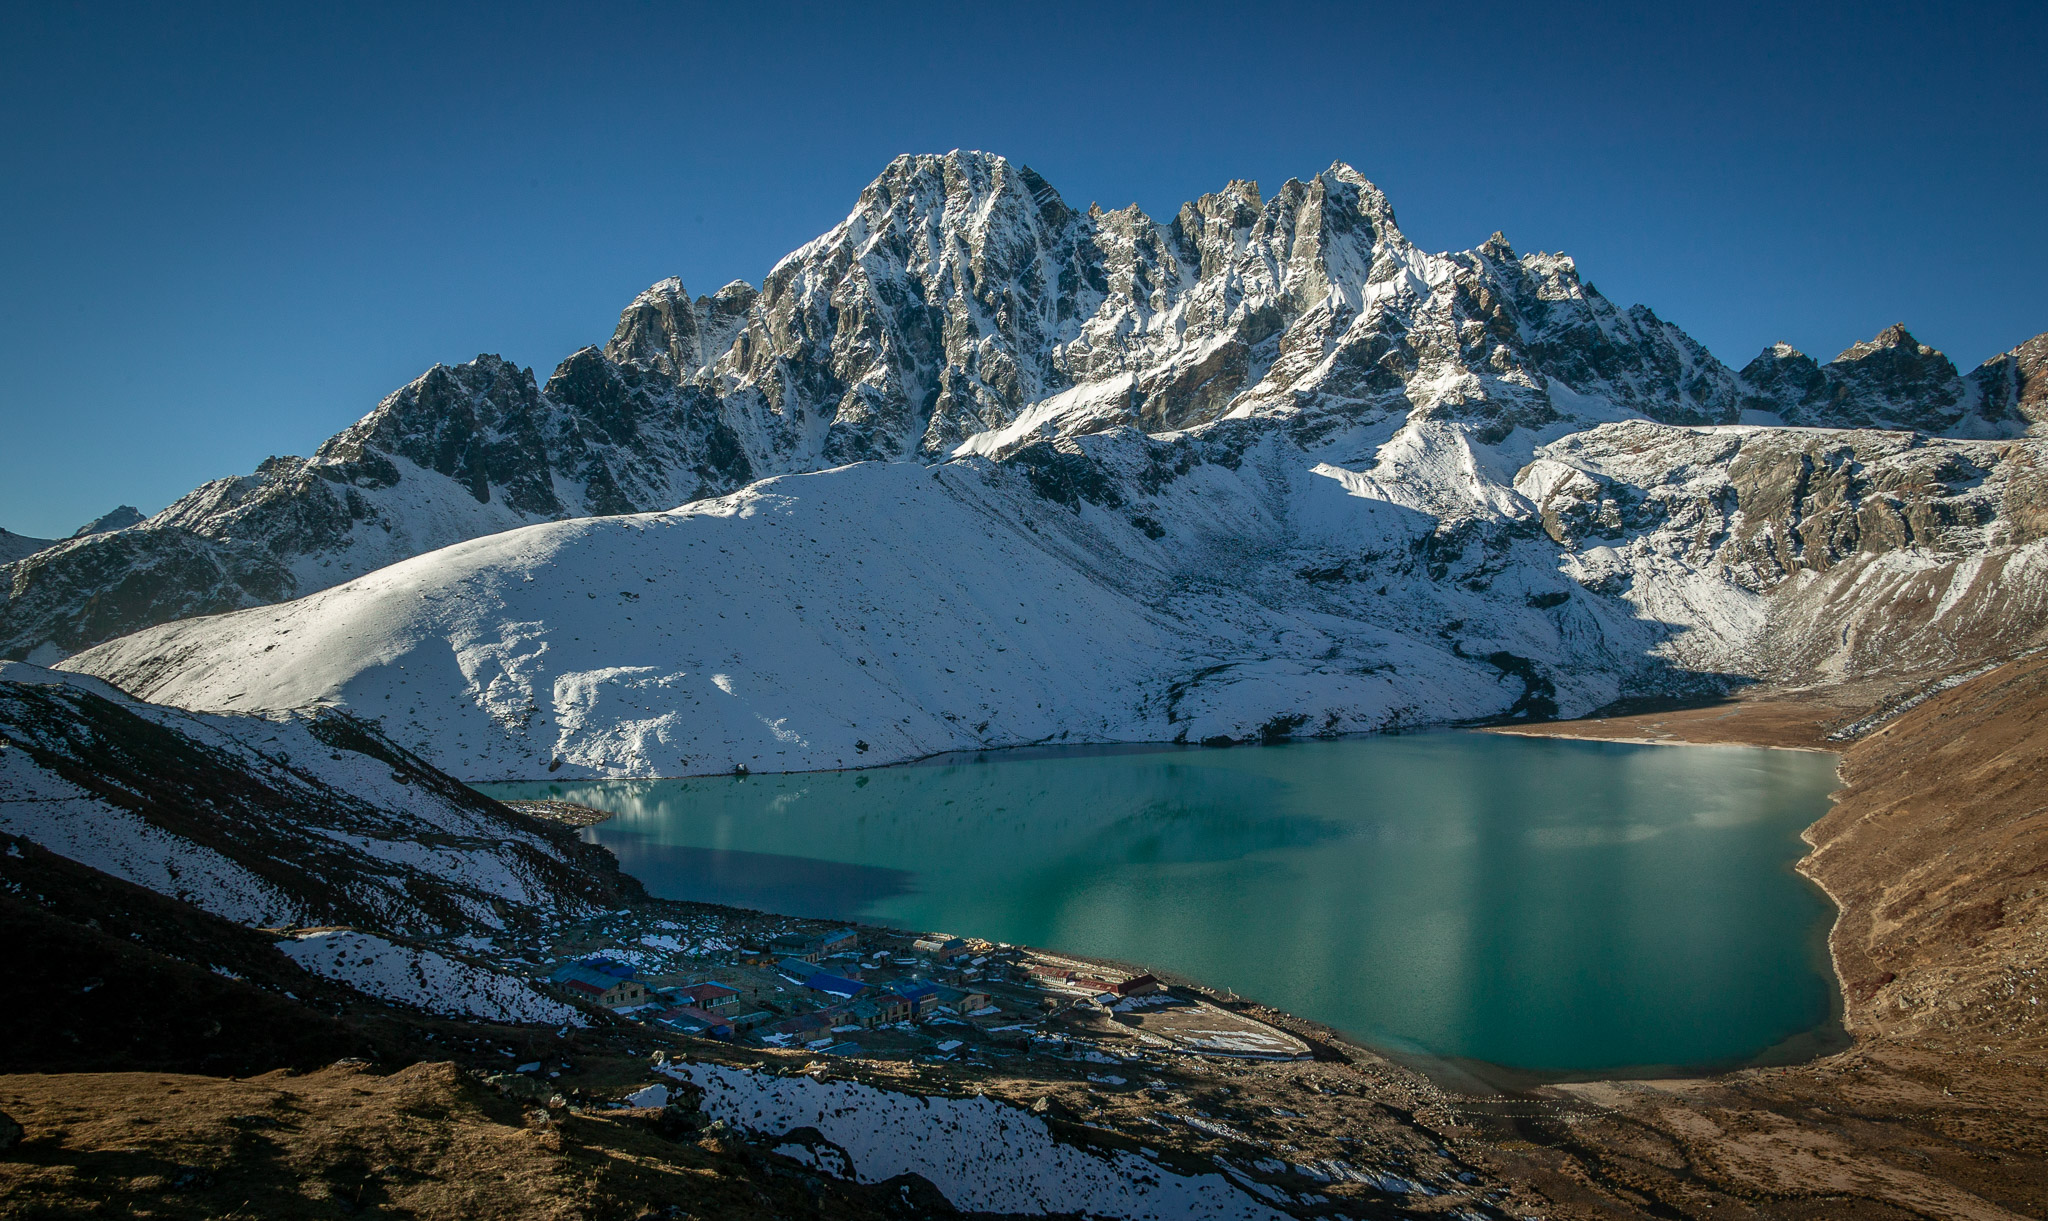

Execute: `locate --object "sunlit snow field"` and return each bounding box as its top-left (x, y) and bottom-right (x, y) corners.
top-left (484, 731), bottom-right (1841, 1074)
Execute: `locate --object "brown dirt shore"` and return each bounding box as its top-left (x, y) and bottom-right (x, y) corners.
top-left (1478, 662), bottom-right (2048, 1219)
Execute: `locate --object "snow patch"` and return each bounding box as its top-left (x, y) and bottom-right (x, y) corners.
top-left (279, 930), bottom-right (583, 1025)
top-left (673, 1061), bottom-right (1286, 1219)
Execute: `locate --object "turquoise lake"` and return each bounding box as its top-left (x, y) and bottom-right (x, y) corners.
top-left (482, 732), bottom-right (1843, 1075)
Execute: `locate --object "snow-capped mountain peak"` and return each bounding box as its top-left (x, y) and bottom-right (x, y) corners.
top-left (6, 153), bottom-right (2044, 675)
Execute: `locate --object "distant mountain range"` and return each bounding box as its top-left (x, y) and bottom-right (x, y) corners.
top-left (10, 151), bottom-right (2044, 776)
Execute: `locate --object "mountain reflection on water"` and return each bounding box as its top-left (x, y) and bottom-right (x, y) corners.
top-left (483, 731), bottom-right (1841, 1074)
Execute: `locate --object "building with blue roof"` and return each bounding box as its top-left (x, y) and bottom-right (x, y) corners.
top-left (777, 957), bottom-right (824, 982)
top-left (547, 959), bottom-right (649, 1008)
top-left (805, 973), bottom-right (867, 1000)
top-left (885, 979), bottom-right (941, 1017)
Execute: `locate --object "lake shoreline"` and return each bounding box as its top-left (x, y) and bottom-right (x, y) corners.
top-left (1474, 666), bottom-right (2048, 1214)
top-left (481, 665), bottom-right (2048, 1214)
top-left (454, 703), bottom-right (1836, 786)
top-left (490, 729), bottom-right (1844, 1086)
top-left (1482, 726), bottom-right (1837, 754)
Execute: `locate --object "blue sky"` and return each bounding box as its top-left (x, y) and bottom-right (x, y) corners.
top-left (2, 0), bottom-right (2043, 537)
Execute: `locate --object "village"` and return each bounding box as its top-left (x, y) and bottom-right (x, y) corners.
top-left (501, 906), bottom-right (1314, 1070)
top-left (382, 901), bottom-right (1532, 1215)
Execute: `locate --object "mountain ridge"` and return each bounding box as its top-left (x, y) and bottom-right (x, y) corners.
top-left (7, 152), bottom-right (2040, 667)
top-left (11, 151), bottom-right (2048, 777)
top-left (62, 412), bottom-right (2048, 779)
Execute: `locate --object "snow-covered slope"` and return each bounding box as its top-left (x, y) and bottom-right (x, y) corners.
top-left (11, 150), bottom-right (2039, 667)
top-left (64, 406), bottom-right (2048, 779)
top-left (279, 929), bottom-right (583, 1025)
top-left (672, 1061), bottom-right (1294, 1219)
top-left (59, 441), bottom-right (1653, 777)
top-left (0, 661), bottom-right (622, 928)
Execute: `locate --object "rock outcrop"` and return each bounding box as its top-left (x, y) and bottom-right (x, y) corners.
top-left (1521, 423), bottom-right (2048, 681)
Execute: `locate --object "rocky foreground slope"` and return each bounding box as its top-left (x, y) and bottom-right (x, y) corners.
top-left (0, 662), bottom-right (620, 935)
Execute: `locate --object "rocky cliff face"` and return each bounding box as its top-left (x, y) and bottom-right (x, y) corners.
top-left (1971, 328), bottom-right (2048, 428)
top-left (668, 154), bottom-right (1747, 470)
top-left (9, 151), bottom-right (2045, 698)
top-left (1521, 424), bottom-right (2048, 683)
top-left (1734, 323), bottom-right (2026, 434)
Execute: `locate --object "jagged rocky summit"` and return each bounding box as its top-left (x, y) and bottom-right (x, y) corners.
top-left (8, 151), bottom-right (2043, 667)
top-left (12, 150), bottom-right (2048, 777)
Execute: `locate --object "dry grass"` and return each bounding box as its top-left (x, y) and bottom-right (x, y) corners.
top-left (0, 1061), bottom-right (934, 1220)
